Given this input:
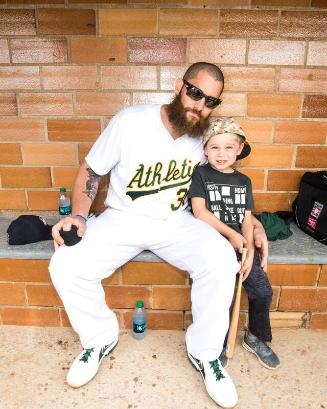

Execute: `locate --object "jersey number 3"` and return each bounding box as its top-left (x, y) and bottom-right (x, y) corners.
top-left (171, 188), bottom-right (188, 211)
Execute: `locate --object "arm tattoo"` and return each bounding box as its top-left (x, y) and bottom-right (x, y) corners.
top-left (83, 168), bottom-right (101, 201)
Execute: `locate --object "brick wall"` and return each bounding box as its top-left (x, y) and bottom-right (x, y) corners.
top-left (0, 1), bottom-right (326, 215)
top-left (1, 259), bottom-right (326, 329)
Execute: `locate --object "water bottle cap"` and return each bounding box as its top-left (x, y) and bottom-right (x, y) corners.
top-left (136, 300), bottom-right (144, 308)
top-left (59, 187), bottom-right (66, 192)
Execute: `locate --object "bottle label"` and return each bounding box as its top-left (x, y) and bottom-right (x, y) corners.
top-left (59, 205), bottom-right (72, 215)
top-left (133, 322), bottom-right (146, 333)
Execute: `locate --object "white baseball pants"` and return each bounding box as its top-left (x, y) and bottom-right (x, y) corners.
top-left (49, 208), bottom-right (239, 361)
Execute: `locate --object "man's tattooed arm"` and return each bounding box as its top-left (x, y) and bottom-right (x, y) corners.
top-left (83, 168), bottom-right (101, 201)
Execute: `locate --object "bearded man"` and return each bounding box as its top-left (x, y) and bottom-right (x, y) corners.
top-left (50, 62), bottom-right (267, 408)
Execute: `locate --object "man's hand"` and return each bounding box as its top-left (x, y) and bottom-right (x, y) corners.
top-left (239, 253), bottom-right (253, 281)
top-left (253, 223), bottom-right (268, 272)
top-left (52, 216), bottom-right (86, 250)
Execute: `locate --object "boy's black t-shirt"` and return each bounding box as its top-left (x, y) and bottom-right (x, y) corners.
top-left (188, 163), bottom-right (254, 233)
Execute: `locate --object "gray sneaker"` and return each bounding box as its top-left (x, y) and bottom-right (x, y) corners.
top-left (219, 347), bottom-right (229, 368)
top-left (242, 330), bottom-right (280, 370)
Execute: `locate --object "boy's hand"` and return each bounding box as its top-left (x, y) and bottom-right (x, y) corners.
top-left (240, 253), bottom-right (254, 281)
top-left (228, 231), bottom-right (247, 253)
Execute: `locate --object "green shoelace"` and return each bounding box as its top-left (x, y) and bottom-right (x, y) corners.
top-left (209, 359), bottom-right (225, 381)
top-left (79, 347), bottom-right (95, 363)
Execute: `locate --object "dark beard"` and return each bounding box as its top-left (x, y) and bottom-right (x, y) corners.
top-left (166, 94), bottom-right (211, 138)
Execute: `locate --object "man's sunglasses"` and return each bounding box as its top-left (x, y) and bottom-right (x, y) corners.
top-left (182, 79), bottom-right (222, 109)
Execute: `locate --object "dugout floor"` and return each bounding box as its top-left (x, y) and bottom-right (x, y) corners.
top-left (1, 326), bottom-right (326, 409)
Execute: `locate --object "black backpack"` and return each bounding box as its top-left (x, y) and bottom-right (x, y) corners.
top-left (293, 171), bottom-right (327, 245)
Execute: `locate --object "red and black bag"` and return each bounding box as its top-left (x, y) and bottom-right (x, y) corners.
top-left (293, 171), bottom-right (327, 245)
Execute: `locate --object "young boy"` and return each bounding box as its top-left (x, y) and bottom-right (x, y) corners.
top-left (188, 117), bottom-right (280, 370)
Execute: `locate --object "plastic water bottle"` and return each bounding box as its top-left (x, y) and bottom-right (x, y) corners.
top-left (58, 187), bottom-right (72, 217)
top-left (132, 300), bottom-right (147, 340)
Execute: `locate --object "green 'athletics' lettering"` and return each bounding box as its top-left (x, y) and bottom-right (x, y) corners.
top-left (126, 159), bottom-right (199, 201)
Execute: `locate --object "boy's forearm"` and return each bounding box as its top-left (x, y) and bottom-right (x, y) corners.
top-left (242, 219), bottom-right (254, 254)
top-left (194, 208), bottom-right (236, 239)
top-left (72, 161), bottom-right (101, 217)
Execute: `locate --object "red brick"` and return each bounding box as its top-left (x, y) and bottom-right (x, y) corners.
top-left (48, 119), bottom-right (100, 142)
top-left (133, 92), bottom-right (172, 105)
top-left (312, 0), bottom-right (327, 6)
top-left (223, 67), bottom-right (275, 92)
top-left (279, 288), bottom-right (327, 312)
top-left (42, 66), bottom-right (97, 90)
top-left (189, 39), bottom-right (246, 64)
top-left (239, 169), bottom-right (265, 190)
top-left (27, 190), bottom-right (63, 211)
top-left (279, 69), bottom-right (327, 93)
top-left (0, 93), bottom-right (17, 115)
top-left (302, 95), bottom-right (327, 118)
top-left (27, 284), bottom-right (62, 307)
top-left (242, 144), bottom-right (294, 167)
top-left (160, 9), bottom-right (217, 35)
top-left (104, 286), bottom-right (150, 309)
top-left (252, 0), bottom-right (309, 5)
top-left (7, 0), bottom-right (64, 3)
top-left (296, 146), bottom-right (327, 168)
top-left (59, 308), bottom-right (71, 327)
top-left (123, 310), bottom-right (183, 330)
top-left (19, 92), bottom-right (73, 116)
top-left (238, 120), bottom-right (273, 143)
top-left (11, 39), bottom-right (67, 64)
top-left (248, 94), bottom-right (301, 118)
top-left (0, 119), bottom-right (44, 141)
top-left (101, 66), bottom-right (157, 90)
top-left (310, 314), bottom-right (327, 329)
top-left (267, 170), bottom-right (306, 191)
top-left (1, 307), bottom-right (60, 326)
top-left (268, 265), bottom-right (319, 286)
top-left (307, 41), bottom-right (327, 66)
top-left (160, 66), bottom-right (187, 90)
top-left (280, 11), bottom-right (327, 39)
top-left (23, 143), bottom-right (76, 166)
top-left (253, 192), bottom-right (290, 212)
top-left (152, 287), bottom-right (191, 310)
top-left (275, 121), bottom-right (327, 144)
top-left (248, 40), bottom-right (305, 65)
top-left (78, 143), bottom-right (93, 164)
top-left (71, 38), bottom-right (127, 64)
top-left (129, 38), bottom-right (186, 64)
top-left (0, 283), bottom-right (26, 305)
top-left (0, 167), bottom-right (51, 188)
top-left (214, 93), bottom-right (246, 117)
top-left (37, 9), bottom-right (95, 35)
top-left (0, 67), bottom-right (40, 90)
top-left (0, 39), bottom-right (9, 63)
top-left (76, 92), bottom-right (130, 116)
top-left (52, 167), bottom-right (79, 189)
top-left (99, 9), bottom-right (157, 35)
top-left (320, 265), bottom-right (327, 286)
top-left (0, 144), bottom-right (22, 165)
top-left (0, 190), bottom-right (27, 210)
top-left (0, 259), bottom-right (50, 282)
top-left (0, 10), bottom-right (36, 35)
top-left (122, 262), bottom-right (187, 285)
top-left (220, 10), bottom-right (278, 37)
top-left (102, 270), bottom-right (121, 286)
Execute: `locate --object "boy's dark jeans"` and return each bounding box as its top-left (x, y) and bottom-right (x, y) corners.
top-left (223, 250), bottom-right (273, 347)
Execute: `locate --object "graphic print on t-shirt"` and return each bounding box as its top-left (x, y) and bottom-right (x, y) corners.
top-left (206, 182), bottom-right (247, 225)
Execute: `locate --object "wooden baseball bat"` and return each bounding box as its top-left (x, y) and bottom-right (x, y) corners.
top-left (226, 248), bottom-right (248, 359)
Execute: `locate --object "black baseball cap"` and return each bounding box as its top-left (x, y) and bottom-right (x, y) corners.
top-left (7, 215), bottom-right (53, 245)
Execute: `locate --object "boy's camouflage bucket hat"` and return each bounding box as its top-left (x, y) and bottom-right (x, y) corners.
top-left (203, 117), bottom-right (251, 160)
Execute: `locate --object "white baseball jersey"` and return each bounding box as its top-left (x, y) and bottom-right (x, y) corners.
top-left (86, 104), bottom-right (205, 220)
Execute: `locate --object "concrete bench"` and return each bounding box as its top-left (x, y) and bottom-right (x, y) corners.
top-left (0, 216), bottom-right (326, 330)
